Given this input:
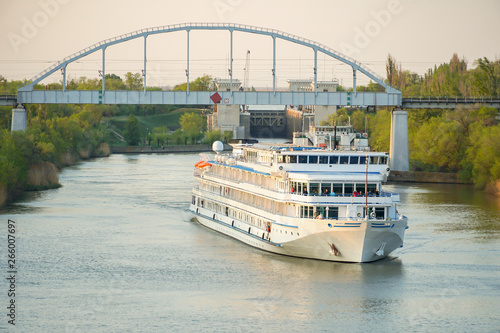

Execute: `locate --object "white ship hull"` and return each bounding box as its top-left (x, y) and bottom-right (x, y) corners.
top-left (190, 140), bottom-right (408, 263)
top-left (191, 204), bottom-right (407, 263)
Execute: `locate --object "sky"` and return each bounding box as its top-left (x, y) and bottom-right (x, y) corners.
top-left (1, 0), bottom-right (499, 89)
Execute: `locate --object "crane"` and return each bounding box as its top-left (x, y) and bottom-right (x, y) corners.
top-left (243, 50), bottom-right (250, 91)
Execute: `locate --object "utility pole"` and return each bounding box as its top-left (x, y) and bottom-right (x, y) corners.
top-left (244, 50), bottom-right (250, 91)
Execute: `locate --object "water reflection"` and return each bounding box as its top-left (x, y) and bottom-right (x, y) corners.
top-left (386, 183), bottom-right (500, 239)
top-left (125, 155), bottom-right (140, 164)
top-left (191, 221), bottom-right (405, 327)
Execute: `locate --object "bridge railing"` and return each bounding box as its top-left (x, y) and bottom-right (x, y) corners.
top-left (0, 94), bottom-right (17, 106)
top-left (402, 96), bottom-right (500, 103)
top-left (0, 94), bottom-right (17, 100)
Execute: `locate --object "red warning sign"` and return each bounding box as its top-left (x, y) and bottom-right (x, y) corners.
top-left (210, 92), bottom-right (222, 104)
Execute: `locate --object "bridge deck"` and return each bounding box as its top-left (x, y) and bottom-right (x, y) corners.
top-left (0, 95), bottom-right (17, 106)
top-left (17, 90), bottom-right (402, 106)
top-left (402, 97), bottom-right (500, 109)
top-left (8, 91), bottom-right (500, 109)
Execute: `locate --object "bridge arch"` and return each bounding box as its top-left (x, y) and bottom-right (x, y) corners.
top-left (19, 22), bottom-right (399, 94)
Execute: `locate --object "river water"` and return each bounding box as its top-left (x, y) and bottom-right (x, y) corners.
top-left (1, 153), bottom-right (499, 332)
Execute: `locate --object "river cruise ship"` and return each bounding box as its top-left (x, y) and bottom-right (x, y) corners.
top-left (190, 138), bottom-right (408, 263)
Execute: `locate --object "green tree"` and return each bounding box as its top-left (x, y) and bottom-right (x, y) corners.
top-left (124, 114), bottom-right (141, 145)
top-left (351, 110), bottom-right (367, 133)
top-left (0, 75), bottom-right (7, 90)
top-left (124, 72), bottom-right (143, 90)
top-left (367, 109), bottom-right (391, 152)
top-left (0, 130), bottom-right (31, 192)
top-left (473, 57), bottom-right (500, 96)
top-left (173, 75), bottom-right (215, 91)
top-left (466, 124), bottom-right (500, 189)
top-left (320, 108), bottom-right (349, 126)
top-left (171, 128), bottom-right (185, 145)
top-left (66, 77), bottom-right (100, 90)
top-left (179, 112), bottom-right (205, 144)
top-left (151, 126), bottom-right (169, 147)
top-left (105, 74), bottom-right (126, 90)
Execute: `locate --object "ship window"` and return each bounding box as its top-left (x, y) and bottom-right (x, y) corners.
top-left (286, 155), bottom-right (297, 163)
top-left (333, 183), bottom-right (343, 195)
top-left (277, 155), bottom-right (284, 163)
top-left (306, 206), bottom-right (314, 218)
top-left (367, 184), bottom-right (377, 194)
top-left (359, 156), bottom-right (367, 165)
top-left (292, 181), bottom-right (307, 194)
top-left (321, 183), bottom-right (331, 195)
top-left (192, 196), bottom-right (196, 204)
top-left (379, 156), bottom-right (388, 164)
top-left (355, 183), bottom-right (366, 195)
top-left (329, 156), bottom-right (339, 164)
top-left (340, 156), bottom-right (349, 164)
top-left (310, 183), bottom-right (320, 195)
top-left (370, 156), bottom-right (378, 164)
top-left (375, 207), bottom-right (385, 219)
top-left (327, 207), bottom-right (339, 219)
top-left (350, 156), bottom-right (359, 164)
top-left (344, 183), bottom-right (354, 195)
top-left (319, 156), bottom-right (329, 164)
top-left (300, 205), bottom-right (314, 218)
top-left (316, 206), bottom-right (326, 218)
top-left (309, 156), bottom-right (318, 164)
top-left (298, 155), bottom-right (307, 164)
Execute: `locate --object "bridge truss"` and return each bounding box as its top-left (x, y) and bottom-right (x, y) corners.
top-left (17, 23), bottom-right (401, 107)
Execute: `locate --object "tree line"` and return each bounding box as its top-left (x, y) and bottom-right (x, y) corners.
top-left (322, 105), bottom-right (499, 190)
top-left (0, 103), bottom-right (108, 204)
top-left (322, 54), bottom-right (500, 192)
top-left (386, 53), bottom-right (500, 97)
top-left (123, 112), bottom-right (232, 147)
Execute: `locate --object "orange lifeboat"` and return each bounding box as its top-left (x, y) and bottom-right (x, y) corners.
top-left (196, 161), bottom-right (212, 169)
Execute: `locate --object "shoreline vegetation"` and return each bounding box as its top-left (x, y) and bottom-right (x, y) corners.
top-left (1, 53), bottom-right (500, 207)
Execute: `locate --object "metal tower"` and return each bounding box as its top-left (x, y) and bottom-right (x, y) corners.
top-left (244, 50), bottom-right (250, 91)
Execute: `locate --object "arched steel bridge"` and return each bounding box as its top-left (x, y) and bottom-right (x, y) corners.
top-left (17, 22), bottom-right (402, 106)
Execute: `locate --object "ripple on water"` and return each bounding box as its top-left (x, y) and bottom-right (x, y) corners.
top-left (2, 154), bottom-right (499, 332)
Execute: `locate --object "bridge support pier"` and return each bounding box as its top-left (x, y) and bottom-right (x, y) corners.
top-left (11, 106), bottom-right (27, 132)
top-left (389, 109), bottom-right (409, 172)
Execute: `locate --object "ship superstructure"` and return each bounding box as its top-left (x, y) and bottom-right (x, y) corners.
top-left (190, 140), bottom-right (408, 263)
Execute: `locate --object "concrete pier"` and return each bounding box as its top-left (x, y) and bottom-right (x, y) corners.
top-left (11, 106), bottom-right (27, 131)
top-left (389, 110), bottom-right (409, 172)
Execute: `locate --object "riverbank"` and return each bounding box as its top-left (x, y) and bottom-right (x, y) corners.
top-left (0, 143), bottom-right (111, 208)
top-left (110, 143), bottom-right (232, 154)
